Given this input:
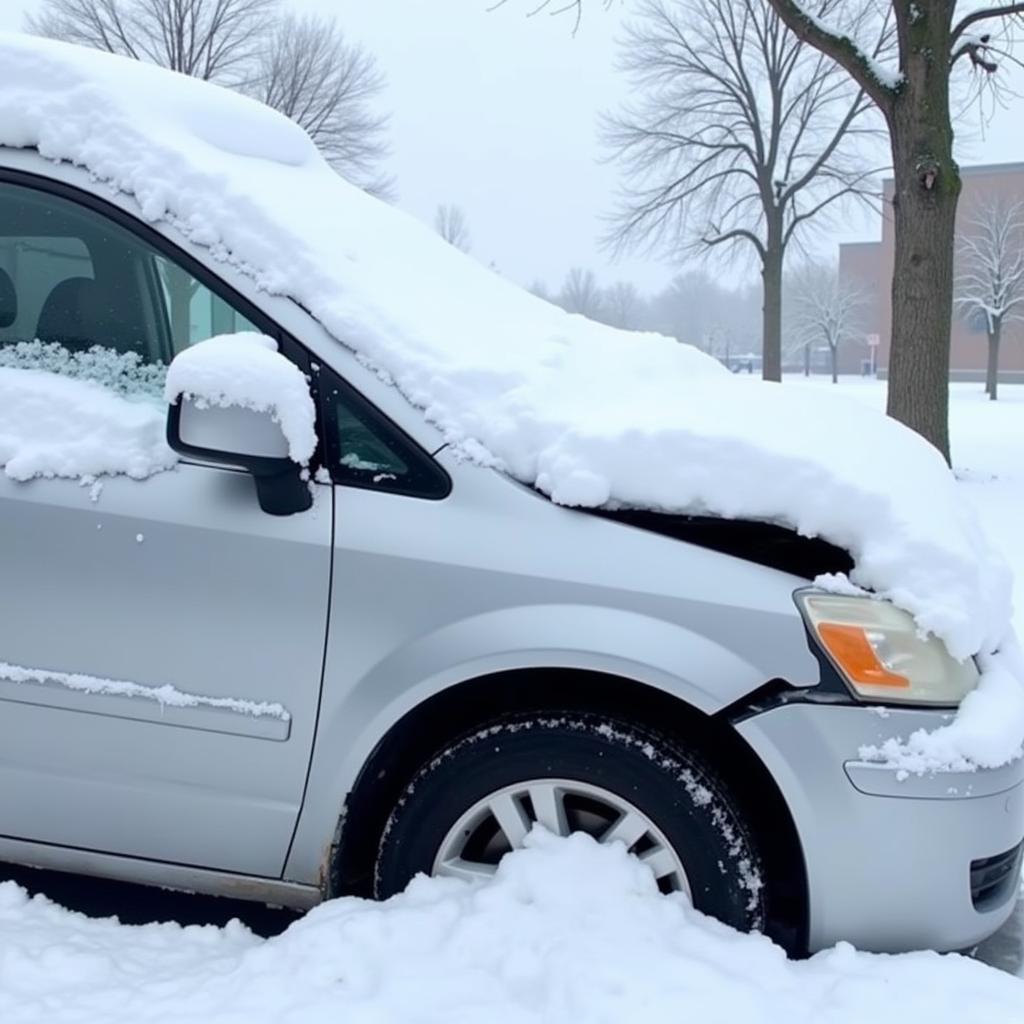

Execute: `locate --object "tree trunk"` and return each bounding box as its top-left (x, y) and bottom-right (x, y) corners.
top-left (830, 342), bottom-right (838, 383)
top-left (804, 342), bottom-right (811, 376)
top-left (987, 320), bottom-right (1002, 401)
top-left (883, 16), bottom-right (960, 465)
top-left (761, 239), bottom-right (783, 383)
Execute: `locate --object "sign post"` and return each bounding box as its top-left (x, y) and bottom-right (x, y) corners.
top-left (866, 334), bottom-right (880, 376)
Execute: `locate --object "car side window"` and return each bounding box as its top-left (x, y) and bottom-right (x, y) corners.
top-left (319, 365), bottom-right (450, 500)
top-left (0, 181), bottom-right (257, 396)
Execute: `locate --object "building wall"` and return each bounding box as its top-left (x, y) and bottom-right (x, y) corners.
top-left (837, 240), bottom-right (882, 375)
top-left (840, 162), bottom-right (1024, 379)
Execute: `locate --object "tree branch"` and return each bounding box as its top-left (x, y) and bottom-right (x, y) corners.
top-left (765, 0), bottom-right (897, 112)
top-left (951, 33), bottom-right (999, 72)
top-left (951, 3), bottom-right (1024, 47)
top-left (702, 226), bottom-right (766, 258)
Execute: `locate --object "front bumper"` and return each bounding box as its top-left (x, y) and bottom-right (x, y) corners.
top-left (737, 702), bottom-right (1024, 953)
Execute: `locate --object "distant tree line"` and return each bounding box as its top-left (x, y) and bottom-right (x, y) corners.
top-left (530, 267), bottom-right (762, 363)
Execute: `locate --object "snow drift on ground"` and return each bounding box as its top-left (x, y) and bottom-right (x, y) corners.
top-left (0, 33), bottom-right (1022, 767)
top-left (0, 365), bottom-right (174, 483)
top-left (1, 829), bottom-right (1022, 1024)
top-left (164, 333), bottom-right (317, 464)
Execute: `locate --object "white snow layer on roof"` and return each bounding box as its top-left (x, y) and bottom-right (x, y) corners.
top-left (164, 333), bottom-right (317, 464)
top-left (0, 366), bottom-right (175, 483)
top-left (1, 34), bottom-right (1021, 768)
top-left (2, 829), bottom-right (1023, 1024)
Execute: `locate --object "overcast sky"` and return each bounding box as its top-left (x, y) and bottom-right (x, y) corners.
top-left (4, 0), bottom-right (1024, 297)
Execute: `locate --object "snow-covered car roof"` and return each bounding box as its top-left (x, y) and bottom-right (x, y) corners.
top-left (1, 32), bottom-right (1021, 770)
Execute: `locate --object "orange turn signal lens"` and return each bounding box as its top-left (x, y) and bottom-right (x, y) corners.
top-left (815, 623), bottom-right (910, 689)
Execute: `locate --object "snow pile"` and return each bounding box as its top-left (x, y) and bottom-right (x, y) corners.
top-left (0, 34), bottom-right (1022, 767)
top-left (164, 333), bottom-right (316, 464)
top-left (0, 830), bottom-right (1022, 1024)
top-left (0, 366), bottom-right (175, 483)
top-left (0, 660), bottom-right (290, 721)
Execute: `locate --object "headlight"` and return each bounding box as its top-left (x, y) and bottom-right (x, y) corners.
top-left (796, 592), bottom-right (979, 706)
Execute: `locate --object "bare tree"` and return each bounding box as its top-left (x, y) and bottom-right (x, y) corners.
top-left (766, 1), bottom-right (1024, 459)
top-left (602, 0), bottom-right (884, 384)
top-left (250, 14), bottom-right (391, 195)
top-left (559, 267), bottom-right (604, 318)
top-left (434, 204), bottom-right (473, 253)
top-left (528, 279), bottom-right (555, 302)
top-left (782, 268), bottom-right (814, 376)
top-left (601, 281), bottom-right (643, 329)
top-left (28, 0), bottom-right (393, 195)
top-left (27, 0), bottom-right (278, 81)
top-left (955, 198), bottom-right (1024, 401)
top-left (789, 263), bottom-right (865, 383)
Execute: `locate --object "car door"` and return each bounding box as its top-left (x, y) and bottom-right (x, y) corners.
top-left (0, 174), bottom-right (332, 877)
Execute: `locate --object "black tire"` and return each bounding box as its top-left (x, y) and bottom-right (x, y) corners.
top-left (374, 713), bottom-right (766, 933)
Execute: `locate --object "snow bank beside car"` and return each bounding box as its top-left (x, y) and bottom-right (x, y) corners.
top-left (0, 33), bottom-right (1022, 768)
top-left (0, 830), bottom-right (1021, 1024)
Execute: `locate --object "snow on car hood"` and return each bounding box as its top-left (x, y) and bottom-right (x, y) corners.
top-left (1, 33), bottom-right (1021, 768)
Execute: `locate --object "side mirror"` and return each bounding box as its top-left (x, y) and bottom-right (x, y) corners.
top-left (167, 398), bottom-right (313, 516)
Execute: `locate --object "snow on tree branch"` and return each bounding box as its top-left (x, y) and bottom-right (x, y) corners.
top-left (952, 2), bottom-right (1024, 47)
top-left (761, 0), bottom-right (901, 109)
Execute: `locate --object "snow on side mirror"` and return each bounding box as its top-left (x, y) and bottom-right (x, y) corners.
top-left (165, 333), bottom-right (317, 516)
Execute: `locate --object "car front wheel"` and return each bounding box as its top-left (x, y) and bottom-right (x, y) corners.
top-left (374, 712), bottom-right (766, 933)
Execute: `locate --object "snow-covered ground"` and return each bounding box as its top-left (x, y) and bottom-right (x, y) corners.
top-left (0, 376), bottom-right (1022, 1022)
top-left (2, 829), bottom-right (1024, 1024)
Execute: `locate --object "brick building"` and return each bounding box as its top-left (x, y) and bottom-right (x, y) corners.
top-left (839, 161), bottom-right (1024, 382)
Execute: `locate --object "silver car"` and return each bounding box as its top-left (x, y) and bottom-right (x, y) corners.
top-left (0, 148), bottom-right (1021, 955)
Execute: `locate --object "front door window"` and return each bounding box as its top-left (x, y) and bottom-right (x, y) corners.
top-left (0, 181), bottom-right (257, 397)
